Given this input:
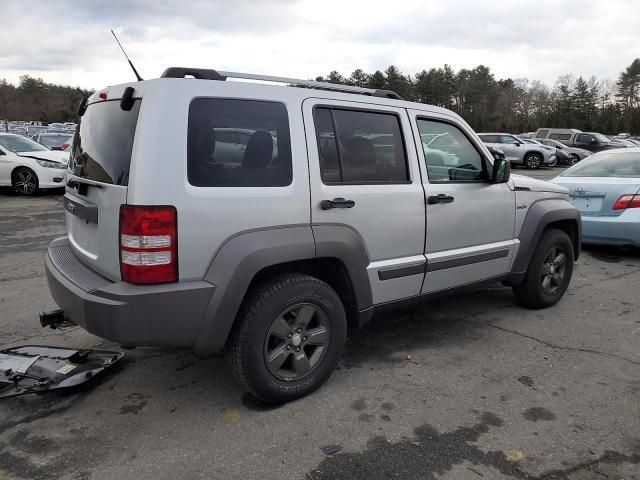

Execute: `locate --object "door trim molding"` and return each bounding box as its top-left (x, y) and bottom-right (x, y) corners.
top-left (378, 262), bottom-right (426, 281)
top-left (427, 248), bottom-right (510, 272)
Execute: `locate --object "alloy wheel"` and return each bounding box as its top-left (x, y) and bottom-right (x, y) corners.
top-left (527, 154), bottom-right (541, 169)
top-left (540, 246), bottom-right (567, 295)
top-left (14, 169), bottom-right (37, 194)
top-left (264, 303), bottom-right (330, 381)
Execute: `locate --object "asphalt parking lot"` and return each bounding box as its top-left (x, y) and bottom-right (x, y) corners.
top-left (1, 167), bottom-right (639, 480)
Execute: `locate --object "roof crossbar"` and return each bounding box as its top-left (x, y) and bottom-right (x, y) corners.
top-left (160, 67), bottom-right (404, 100)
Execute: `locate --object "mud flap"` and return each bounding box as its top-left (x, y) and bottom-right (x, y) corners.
top-left (0, 345), bottom-right (123, 398)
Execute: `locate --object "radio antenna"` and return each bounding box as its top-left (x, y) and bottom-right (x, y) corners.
top-left (111, 29), bottom-right (143, 81)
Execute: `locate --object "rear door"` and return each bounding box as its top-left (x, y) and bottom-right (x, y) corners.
top-left (65, 98), bottom-right (141, 280)
top-left (303, 98), bottom-right (426, 305)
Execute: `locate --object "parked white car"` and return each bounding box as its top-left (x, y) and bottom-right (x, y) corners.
top-left (0, 133), bottom-right (68, 194)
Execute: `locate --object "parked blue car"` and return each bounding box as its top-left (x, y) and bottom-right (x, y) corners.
top-left (550, 148), bottom-right (640, 247)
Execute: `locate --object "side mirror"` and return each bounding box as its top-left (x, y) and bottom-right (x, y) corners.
top-left (491, 158), bottom-right (511, 184)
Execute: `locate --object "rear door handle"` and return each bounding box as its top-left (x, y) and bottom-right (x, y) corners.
top-left (320, 198), bottom-right (356, 210)
top-left (427, 194), bottom-right (454, 205)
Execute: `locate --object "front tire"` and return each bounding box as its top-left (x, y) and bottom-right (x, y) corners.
top-left (226, 273), bottom-right (347, 403)
top-left (524, 153), bottom-right (543, 169)
top-left (513, 229), bottom-right (574, 308)
top-left (569, 154), bottom-right (579, 165)
top-left (12, 167), bottom-right (39, 195)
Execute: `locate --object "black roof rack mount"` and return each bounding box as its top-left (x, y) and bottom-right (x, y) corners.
top-left (160, 67), bottom-right (403, 100)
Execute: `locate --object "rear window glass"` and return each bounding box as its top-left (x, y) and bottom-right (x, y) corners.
top-left (187, 99), bottom-right (292, 187)
top-left (71, 100), bottom-right (141, 185)
top-left (562, 152), bottom-right (640, 177)
top-left (535, 130), bottom-right (549, 138)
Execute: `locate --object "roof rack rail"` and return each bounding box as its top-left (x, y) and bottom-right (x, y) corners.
top-left (160, 67), bottom-right (404, 100)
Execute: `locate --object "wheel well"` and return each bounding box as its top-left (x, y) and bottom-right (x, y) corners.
top-left (546, 220), bottom-right (580, 259)
top-left (248, 257), bottom-right (359, 330)
top-left (11, 166), bottom-right (37, 182)
top-left (524, 151), bottom-right (541, 159)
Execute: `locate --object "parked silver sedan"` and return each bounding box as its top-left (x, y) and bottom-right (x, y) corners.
top-left (550, 148), bottom-right (640, 247)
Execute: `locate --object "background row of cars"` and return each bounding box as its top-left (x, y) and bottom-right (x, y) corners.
top-left (2, 120), bottom-right (75, 150)
top-left (478, 129), bottom-right (640, 169)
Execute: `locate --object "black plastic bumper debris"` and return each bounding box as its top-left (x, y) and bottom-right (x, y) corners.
top-left (0, 345), bottom-right (123, 398)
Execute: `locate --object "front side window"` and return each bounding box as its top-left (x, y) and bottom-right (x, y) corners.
top-left (576, 133), bottom-right (592, 143)
top-left (314, 107), bottom-right (409, 184)
top-left (188, 99), bottom-right (292, 187)
top-left (417, 119), bottom-right (487, 183)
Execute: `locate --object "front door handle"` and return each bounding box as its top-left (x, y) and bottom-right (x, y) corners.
top-left (320, 197), bottom-right (356, 210)
top-left (427, 194), bottom-right (454, 205)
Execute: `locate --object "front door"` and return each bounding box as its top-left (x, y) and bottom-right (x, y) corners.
top-left (303, 98), bottom-right (426, 305)
top-left (409, 110), bottom-right (517, 293)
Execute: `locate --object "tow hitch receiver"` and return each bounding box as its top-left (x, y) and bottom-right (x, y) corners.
top-left (0, 345), bottom-right (123, 398)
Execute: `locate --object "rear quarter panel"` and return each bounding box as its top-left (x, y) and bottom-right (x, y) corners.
top-left (126, 80), bottom-right (311, 281)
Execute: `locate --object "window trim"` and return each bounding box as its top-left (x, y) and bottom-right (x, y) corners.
top-left (312, 104), bottom-right (412, 186)
top-left (415, 116), bottom-right (491, 185)
top-left (186, 97), bottom-right (293, 188)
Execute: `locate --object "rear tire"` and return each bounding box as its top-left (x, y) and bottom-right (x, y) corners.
top-left (12, 167), bottom-right (39, 195)
top-left (513, 229), bottom-right (574, 309)
top-left (226, 273), bottom-right (347, 403)
top-left (524, 153), bottom-right (543, 169)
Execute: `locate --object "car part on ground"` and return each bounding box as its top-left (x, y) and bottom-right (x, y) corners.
top-left (0, 345), bottom-right (123, 398)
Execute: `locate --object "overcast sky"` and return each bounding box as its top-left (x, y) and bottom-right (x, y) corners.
top-left (1, 0), bottom-right (638, 89)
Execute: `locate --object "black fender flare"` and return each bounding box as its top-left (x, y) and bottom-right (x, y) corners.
top-left (511, 198), bottom-right (581, 277)
top-left (192, 224), bottom-right (372, 355)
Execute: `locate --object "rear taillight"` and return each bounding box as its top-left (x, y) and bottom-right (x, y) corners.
top-left (61, 143), bottom-right (70, 151)
top-left (119, 205), bottom-right (178, 284)
top-left (612, 194), bottom-right (640, 210)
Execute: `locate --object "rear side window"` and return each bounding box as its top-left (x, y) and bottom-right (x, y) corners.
top-left (71, 100), bottom-right (141, 185)
top-left (479, 134), bottom-right (499, 143)
top-left (187, 99), bottom-right (292, 187)
top-left (549, 133), bottom-right (572, 141)
top-left (314, 107), bottom-right (409, 184)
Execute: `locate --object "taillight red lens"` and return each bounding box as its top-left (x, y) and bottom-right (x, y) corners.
top-left (119, 205), bottom-right (178, 284)
top-left (61, 143), bottom-right (69, 151)
top-left (612, 194), bottom-right (640, 210)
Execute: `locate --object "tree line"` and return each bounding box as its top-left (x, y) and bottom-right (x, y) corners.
top-left (316, 58), bottom-right (640, 135)
top-left (0, 76), bottom-right (92, 123)
top-left (1, 58), bottom-right (639, 134)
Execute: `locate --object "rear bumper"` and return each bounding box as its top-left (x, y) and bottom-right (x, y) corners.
top-left (45, 237), bottom-right (216, 347)
top-left (581, 212), bottom-right (640, 247)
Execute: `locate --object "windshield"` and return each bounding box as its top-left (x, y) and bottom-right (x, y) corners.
top-left (0, 134), bottom-right (49, 152)
top-left (38, 135), bottom-right (66, 147)
top-left (562, 152), bottom-right (640, 177)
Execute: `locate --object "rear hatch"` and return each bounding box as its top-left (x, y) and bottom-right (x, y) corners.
top-left (65, 93), bottom-right (141, 280)
top-left (559, 177), bottom-right (640, 217)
